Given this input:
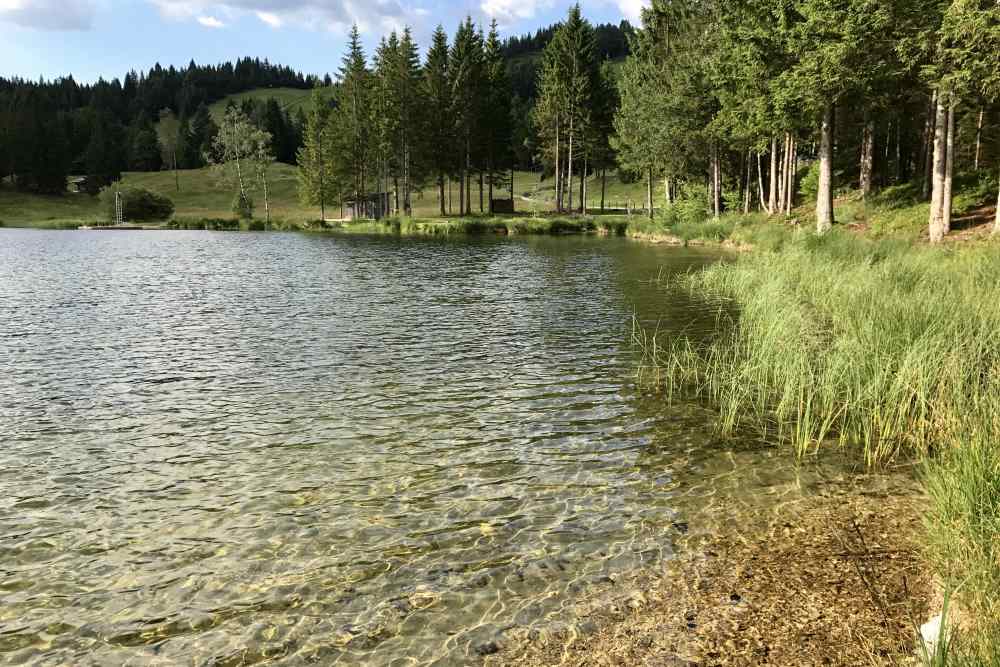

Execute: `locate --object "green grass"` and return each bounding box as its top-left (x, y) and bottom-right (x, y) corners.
top-left (329, 214), bottom-right (630, 236)
top-left (1, 166), bottom-right (651, 229)
top-left (631, 206), bottom-right (1000, 661)
top-left (207, 86), bottom-right (333, 122)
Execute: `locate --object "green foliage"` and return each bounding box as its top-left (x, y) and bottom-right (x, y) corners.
top-left (103, 186), bottom-right (175, 221)
top-left (232, 192), bottom-right (254, 220)
top-left (799, 161), bottom-right (820, 203)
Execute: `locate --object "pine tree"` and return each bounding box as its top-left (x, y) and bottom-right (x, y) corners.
top-left (84, 111), bottom-right (122, 195)
top-left (332, 24), bottom-right (373, 202)
top-left (297, 88), bottom-right (334, 220)
top-left (128, 111), bottom-right (162, 171)
top-left (483, 20), bottom-right (513, 213)
top-left (449, 17), bottom-right (484, 215)
top-left (424, 25), bottom-right (454, 215)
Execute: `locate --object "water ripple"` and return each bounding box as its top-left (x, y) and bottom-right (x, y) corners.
top-left (0, 229), bottom-right (776, 665)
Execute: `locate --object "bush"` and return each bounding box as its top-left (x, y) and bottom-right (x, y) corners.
top-left (232, 192), bottom-right (254, 220)
top-left (101, 186), bottom-right (175, 222)
top-left (799, 161), bottom-right (820, 203)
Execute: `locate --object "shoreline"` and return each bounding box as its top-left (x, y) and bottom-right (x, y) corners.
top-left (486, 477), bottom-right (932, 666)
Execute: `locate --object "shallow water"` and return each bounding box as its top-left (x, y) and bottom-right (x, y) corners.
top-left (0, 229), bottom-right (880, 665)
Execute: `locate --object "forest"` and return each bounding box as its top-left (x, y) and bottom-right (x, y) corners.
top-left (293, 0), bottom-right (997, 240)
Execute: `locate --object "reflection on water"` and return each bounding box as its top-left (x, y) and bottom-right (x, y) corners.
top-left (0, 229), bottom-right (878, 665)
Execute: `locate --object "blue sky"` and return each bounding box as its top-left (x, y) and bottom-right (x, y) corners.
top-left (0, 0), bottom-right (647, 83)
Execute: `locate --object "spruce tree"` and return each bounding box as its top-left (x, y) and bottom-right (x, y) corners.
top-left (297, 88), bottom-right (334, 220)
top-left (424, 25), bottom-right (454, 215)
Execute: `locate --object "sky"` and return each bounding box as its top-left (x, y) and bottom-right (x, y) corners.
top-left (0, 0), bottom-right (648, 83)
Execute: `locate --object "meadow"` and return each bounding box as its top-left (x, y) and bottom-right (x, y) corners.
top-left (0, 165), bottom-right (651, 229)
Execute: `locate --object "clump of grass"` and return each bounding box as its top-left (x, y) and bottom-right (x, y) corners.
top-left (645, 231), bottom-right (1000, 462)
top-left (638, 228), bottom-right (1000, 658)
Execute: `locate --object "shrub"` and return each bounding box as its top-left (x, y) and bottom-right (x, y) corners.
top-left (799, 161), bottom-right (820, 203)
top-left (232, 192), bottom-right (254, 220)
top-left (101, 186), bottom-right (175, 222)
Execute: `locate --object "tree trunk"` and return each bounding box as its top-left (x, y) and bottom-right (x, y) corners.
top-left (711, 142), bottom-right (721, 219)
top-left (942, 98), bottom-right (955, 235)
top-left (581, 156), bottom-right (588, 214)
top-left (768, 136), bottom-right (778, 215)
top-left (601, 168), bottom-right (606, 211)
top-left (664, 177), bottom-right (672, 208)
top-left (895, 121), bottom-right (903, 183)
top-left (459, 171), bottom-right (465, 216)
top-left (816, 104), bottom-right (835, 234)
top-left (922, 91), bottom-right (937, 201)
top-left (488, 165), bottom-right (494, 216)
top-left (928, 89), bottom-right (949, 243)
top-left (776, 134), bottom-right (787, 214)
top-left (860, 117), bottom-right (875, 196)
top-left (439, 173), bottom-right (446, 216)
top-left (646, 168), bottom-right (653, 220)
top-left (743, 150), bottom-right (752, 214)
top-left (567, 118), bottom-right (574, 213)
top-left (756, 152), bottom-right (766, 212)
top-left (479, 171), bottom-right (484, 213)
top-left (262, 167), bottom-right (270, 227)
top-left (974, 108), bottom-right (984, 170)
top-left (555, 118), bottom-right (562, 212)
top-left (786, 136), bottom-right (796, 215)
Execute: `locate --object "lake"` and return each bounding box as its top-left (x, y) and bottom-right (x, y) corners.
top-left (0, 229), bottom-right (854, 665)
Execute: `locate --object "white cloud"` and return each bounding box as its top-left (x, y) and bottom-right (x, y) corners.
top-left (480, 0), bottom-right (552, 22)
top-left (615, 0), bottom-right (646, 23)
top-left (149, 1), bottom-right (411, 35)
top-left (197, 14), bottom-right (225, 26)
top-left (0, 0), bottom-right (96, 30)
top-left (255, 9), bottom-right (281, 26)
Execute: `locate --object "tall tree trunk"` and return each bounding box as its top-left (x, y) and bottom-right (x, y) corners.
top-left (922, 91), bottom-right (937, 201)
top-left (439, 173), bottom-right (446, 216)
top-left (786, 136), bottom-right (796, 215)
top-left (567, 118), bottom-right (575, 213)
top-left (646, 168), bottom-right (653, 220)
top-left (816, 104), bottom-right (835, 234)
top-left (581, 156), bottom-right (588, 214)
top-left (860, 116), bottom-right (875, 196)
top-left (756, 152), bottom-right (766, 212)
top-left (479, 171), bottom-right (484, 213)
top-left (768, 136), bottom-right (778, 214)
top-left (974, 108), bottom-right (984, 170)
top-left (942, 98), bottom-right (955, 235)
top-left (554, 118), bottom-right (561, 212)
top-left (488, 162), bottom-right (494, 216)
top-left (777, 134), bottom-right (787, 214)
top-left (711, 142), bottom-right (721, 219)
top-left (895, 121), bottom-right (903, 183)
top-left (459, 170), bottom-right (465, 216)
top-left (664, 177), bottom-right (672, 208)
top-left (929, 89), bottom-right (949, 243)
top-left (262, 167), bottom-right (270, 227)
top-left (744, 150), bottom-right (752, 214)
top-left (465, 139), bottom-right (472, 215)
top-left (601, 168), bottom-right (606, 212)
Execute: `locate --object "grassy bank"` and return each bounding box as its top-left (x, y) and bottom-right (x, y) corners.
top-left (327, 214), bottom-right (630, 236)
top-left (0, 166), bottom-right (651, 230)
top-left (634, 189), bottom-right (999, 661)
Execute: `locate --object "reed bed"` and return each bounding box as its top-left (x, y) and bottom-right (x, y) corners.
top-left (636, 227), bottom-right (1000, 661)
